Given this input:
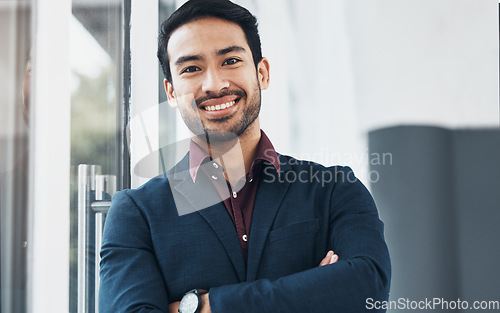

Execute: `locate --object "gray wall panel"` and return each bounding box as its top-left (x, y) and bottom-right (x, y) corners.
top-left (369, 126), bottom-right (459, 312)
top-left (452, 130), bottom-right (500, 308)
top-left (369, 126), bottom-right (500, 312)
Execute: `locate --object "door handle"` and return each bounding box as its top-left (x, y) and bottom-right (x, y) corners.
top-left (77, 165), bottom-right (116, 313)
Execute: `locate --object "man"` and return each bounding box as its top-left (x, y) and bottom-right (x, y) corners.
top-left (99, 0), bottom-right (391, 312)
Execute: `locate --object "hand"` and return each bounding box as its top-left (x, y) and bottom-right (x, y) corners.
top-left (318, 250), bottom-right (339, 267)
top-left (169, 301), bottom-right (179, 313)
top-left (169, 292), bottom-right (211, 313)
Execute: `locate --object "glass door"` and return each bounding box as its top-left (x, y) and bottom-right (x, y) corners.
top-left (69, 0), bottom-right (130, 312)
top-left (2, 1), bottom-right (176, 312)
top-left (0, 1), bottom-right (32, 312)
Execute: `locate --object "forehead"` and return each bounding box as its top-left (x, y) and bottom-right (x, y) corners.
top-left (167, 17), bottom-right (249, 61)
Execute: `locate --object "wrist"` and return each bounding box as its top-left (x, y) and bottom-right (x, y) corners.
top-left (178, 289), bottom-right (208, 313)
top-left (200, 292), bottom-right (211, 313)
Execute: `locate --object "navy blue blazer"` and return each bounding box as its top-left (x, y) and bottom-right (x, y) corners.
top-left (99, 153), bottom-right (391, 312)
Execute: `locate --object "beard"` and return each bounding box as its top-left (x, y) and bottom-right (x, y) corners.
top-left (177, 82), bottom-right (262, 143)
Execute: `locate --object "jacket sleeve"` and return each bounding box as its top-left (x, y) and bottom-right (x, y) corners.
top-left (209, 167), bottom-right (391, 313)
top-left (99, 190), bottom-right (169, 313)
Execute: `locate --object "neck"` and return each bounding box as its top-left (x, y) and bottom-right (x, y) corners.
top-left (193, 122), bottom-right (261, 185)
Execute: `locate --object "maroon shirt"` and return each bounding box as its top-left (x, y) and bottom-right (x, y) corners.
top-left (189, 131), bottom-right (280, 262)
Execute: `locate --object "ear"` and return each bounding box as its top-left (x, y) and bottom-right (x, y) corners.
top-left (164, 78), bottom-right (178, 108)
top-left (257, 57), bottom-right (270, 90)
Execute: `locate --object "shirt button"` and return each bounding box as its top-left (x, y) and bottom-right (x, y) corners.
top-left (213, 163), bottom-right (219, 169)
top-left (242, 234), bottom-right (248, 242)
top-left (232, 191), bottom-right (237, 198)
top-left (211, 175), bottom-right (218, 180)
top-left (249, 178), bottom-right (253, 183)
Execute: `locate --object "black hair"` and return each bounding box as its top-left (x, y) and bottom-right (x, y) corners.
top-left (157, 0), bottom-right (262, 83)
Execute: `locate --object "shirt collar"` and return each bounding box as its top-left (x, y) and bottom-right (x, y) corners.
top-left (189, 130), bottom-right (280, 183)
top-left (189, 139), bottom-right (211, 183)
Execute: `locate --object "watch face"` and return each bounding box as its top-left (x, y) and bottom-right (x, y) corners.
top-left (179, 292), bottom-right (199, 313)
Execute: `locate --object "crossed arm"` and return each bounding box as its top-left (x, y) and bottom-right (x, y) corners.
top-left (101, 204), bottom-right (389, 313)
top-left (100, 168), bottom-right (391, 313)
top-left (169, 251), bottom-right (340, 313)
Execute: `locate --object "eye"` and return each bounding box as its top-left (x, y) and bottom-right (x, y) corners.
top-left (223, 58), bottom-right (241, 66)
top-left (181, 66), bottom-right (200, 74)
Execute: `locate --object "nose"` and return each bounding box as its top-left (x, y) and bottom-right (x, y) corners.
top-left (202, 68), bottom-right (229, 93)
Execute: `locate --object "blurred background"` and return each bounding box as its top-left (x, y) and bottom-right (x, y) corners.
top-left (1, 0), bottom-right (499, 312)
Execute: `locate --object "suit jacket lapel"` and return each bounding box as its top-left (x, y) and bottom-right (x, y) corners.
top-left (170, 155), bottom-right (246, 282)
top-left (246, 156), bottom-right (291, 281)
top-left (197, 205), bottom-right (246, 282)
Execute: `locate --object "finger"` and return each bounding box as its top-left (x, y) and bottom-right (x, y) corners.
top-left (318, 250), bottom-right (334, 267)
top-left (329, 253), bottom-right (339, 264)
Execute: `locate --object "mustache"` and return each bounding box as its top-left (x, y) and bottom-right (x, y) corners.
top-left (195, 89), bottom-right (246, 107)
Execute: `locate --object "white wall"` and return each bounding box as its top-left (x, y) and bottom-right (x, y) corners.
top-left (29, 0), bottom-right (71, 311)
top-left (345, 0), bottom-right (499, 132)
top-left (246, 0), bottom-right (499, 183)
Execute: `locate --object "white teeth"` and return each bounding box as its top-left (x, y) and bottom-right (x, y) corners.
top-left (204, 100), bottom-right (236, 112)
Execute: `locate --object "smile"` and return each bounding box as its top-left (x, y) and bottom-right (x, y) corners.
top-left (203, 100), bottom-right (236, 111)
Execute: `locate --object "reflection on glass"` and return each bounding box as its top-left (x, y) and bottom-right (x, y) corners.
top-left (70, 1), bottom-right (123, 312)
top-left (0, 1), bottom-right (32, 312)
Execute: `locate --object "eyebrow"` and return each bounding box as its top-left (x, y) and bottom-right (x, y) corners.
top-left (174, 54), bottom-right (203, 66)
top-left (216, 45), bottom-right (246, 56)
top-left (174, 46), bottom-right (247, 66)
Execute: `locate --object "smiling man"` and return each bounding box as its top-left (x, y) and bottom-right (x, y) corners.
top-left (99, 1), bottom-right (391, 312)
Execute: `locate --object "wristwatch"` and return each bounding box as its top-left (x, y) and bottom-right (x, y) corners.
top-left (178, 289), bottom-right (207, 313)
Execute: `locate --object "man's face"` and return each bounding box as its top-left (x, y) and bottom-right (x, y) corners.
top-left (165, 17), bottom-right (270, 142)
